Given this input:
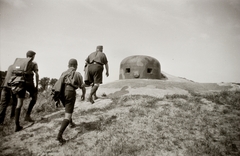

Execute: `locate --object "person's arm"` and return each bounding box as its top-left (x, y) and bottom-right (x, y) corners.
top-left (33, 63), bottom-right (39, 89)
top-left (105, 63), bottom-right (109, 77)
top-left (102, 53), bottom-right (109, 77)
top-left (35, 71), bottom-right (39, 89)
top-left (76, 73), bottom-right (86, 101)
top-left (81, 85), bottom-right (86, 101)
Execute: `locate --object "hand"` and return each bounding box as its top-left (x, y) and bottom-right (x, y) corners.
top-left (81, 95), bottom-right (85, 101)
top-left (106, 72), bottom-right (109, 77)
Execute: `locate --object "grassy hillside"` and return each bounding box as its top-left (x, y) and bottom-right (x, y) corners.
top-left (0, 88), bottom-right (239, 156)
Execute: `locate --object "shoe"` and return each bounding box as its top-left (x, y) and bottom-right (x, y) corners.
top-left (87, 97), bottom-right (95, 104)
top-left (15, 125), bottom-right (23, 132)
top-left (70, 121), bottom-right (76, 128)
top-left (24, 115), bottom-right (35, 122)
top-left (93, 96), bottom-right (98, 100)
top-left (57, 136), bottom-right (67, 145)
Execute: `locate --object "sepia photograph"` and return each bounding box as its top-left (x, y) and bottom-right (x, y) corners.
top-left (0, 0), bottom-right (239, 155)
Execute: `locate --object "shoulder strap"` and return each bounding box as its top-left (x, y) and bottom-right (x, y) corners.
top-left (71, 70), bottom-right (75, 79)
top-left (65, 69), bottom-right (78, 89)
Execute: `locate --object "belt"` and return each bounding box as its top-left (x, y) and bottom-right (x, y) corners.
top-left (93, 62), bottom-right (103, 65)
top-left (65, 84), bottom-right (78, 90)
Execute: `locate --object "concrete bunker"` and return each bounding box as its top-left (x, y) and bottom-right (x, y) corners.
top-left (119, 55), bottom-right (163, 80)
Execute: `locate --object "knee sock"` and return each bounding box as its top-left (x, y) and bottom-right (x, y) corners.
top-left (26, 100), bottom-right (36, 116)
top-left (58, 119), bottom-right (70, 138)
top-left (10, 104), bottom-right (16, 118)
top-left (15, 108), bottom-right (21, 127)
top-left (0, 108), bottom-right (7, 123)
top-left (69, 118), bottom-right (73, 124)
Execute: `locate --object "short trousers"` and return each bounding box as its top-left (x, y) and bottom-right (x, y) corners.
top-left (17, 82), bottom-right (38, 99)
top-left (86, 64), bottom-right (103, 85)
top-left (64, 89), bottom-right (76, 114)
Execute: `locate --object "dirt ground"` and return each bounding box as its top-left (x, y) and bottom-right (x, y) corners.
top-left (0, 74), bottom-right (239, 156)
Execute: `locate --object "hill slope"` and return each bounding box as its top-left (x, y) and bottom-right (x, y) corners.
top-left (0, 76), bottom-right (239, 156)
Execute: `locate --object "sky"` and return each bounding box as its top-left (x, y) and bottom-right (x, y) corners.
top-left (0, 0), bottom-right (240, 84)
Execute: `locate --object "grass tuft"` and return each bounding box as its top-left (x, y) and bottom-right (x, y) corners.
top-left (1, 90), bottom-right (240, 156)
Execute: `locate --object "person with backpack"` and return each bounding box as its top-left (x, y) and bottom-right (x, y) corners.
top-left (0, 65), bottom-right (17, 125)
top-left (14, 50), bottom-right (39, 132)
top-left (55, 58), bottom-right (86, 144)
top-left (84, 45), bottom-right (109, 104)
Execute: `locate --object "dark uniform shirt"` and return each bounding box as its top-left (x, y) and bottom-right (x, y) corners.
top-left (61, 67), bottom-right (84, 90)
top-left (60, 67), bottom-right (84, 113)
top-left (25, 61), bottom-right (38, 82)
top-left (85, 52), bottom-right (108, 65)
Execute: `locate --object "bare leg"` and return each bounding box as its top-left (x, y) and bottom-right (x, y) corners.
top-left (93, 92), bottom-right (98, 100)
top-left (88, 84), bottom-right (99, 104)
top-left (15, 98), bottom-right (24, 132)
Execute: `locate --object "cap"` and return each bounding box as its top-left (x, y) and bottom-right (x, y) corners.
top-left (68, 59), bottom-right (78, 66)
top-left (96, 45), bottom-right (103, 50)
top-left (26, 50), bottom-right (36, 57)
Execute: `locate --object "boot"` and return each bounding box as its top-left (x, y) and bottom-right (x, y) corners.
top-left (57, 119), bottom-right (69, 144)
top-left (25, 99), bottom-right (36, 122)
top-left (15, 125), bottom-right (23, 132)
top-left (24, 114), bottom-right (34, 122)
top-left (69, 118), bottom-right (76, 128)
top-left (87, 96), bottom-right (95, 104)
top-left (57, 135), bottom-right (66, 145)
top-left (93, 93), bottom-right (98, 100)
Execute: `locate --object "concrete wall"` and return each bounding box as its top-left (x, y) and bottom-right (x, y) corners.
top-left (119, 55), bottom-right (162, 80)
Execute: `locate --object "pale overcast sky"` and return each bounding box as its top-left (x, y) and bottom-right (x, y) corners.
top-left (0, 0), bottom-right (240, 83)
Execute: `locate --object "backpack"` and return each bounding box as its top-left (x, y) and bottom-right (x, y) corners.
top-left (51, 68), bottom-right (76, 107)
top-left (8, 58), bottom-right (32, 94)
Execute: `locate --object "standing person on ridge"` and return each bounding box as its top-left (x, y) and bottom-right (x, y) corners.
top-left (14, 50), bottom-right (39, 132)
top-left (84, 45), bottom-right (109, 104)
top-left (56, 59), bottom-right (86, 144)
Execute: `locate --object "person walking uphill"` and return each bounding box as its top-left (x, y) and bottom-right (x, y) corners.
top-left (14, 50), bottom-right (39, 132)
top-left (0, 65), bottom-right (17, 125)
top-left (55, 59), bottom-right (86, 144)
top-left (85, 45), bottom-right (109, 104)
